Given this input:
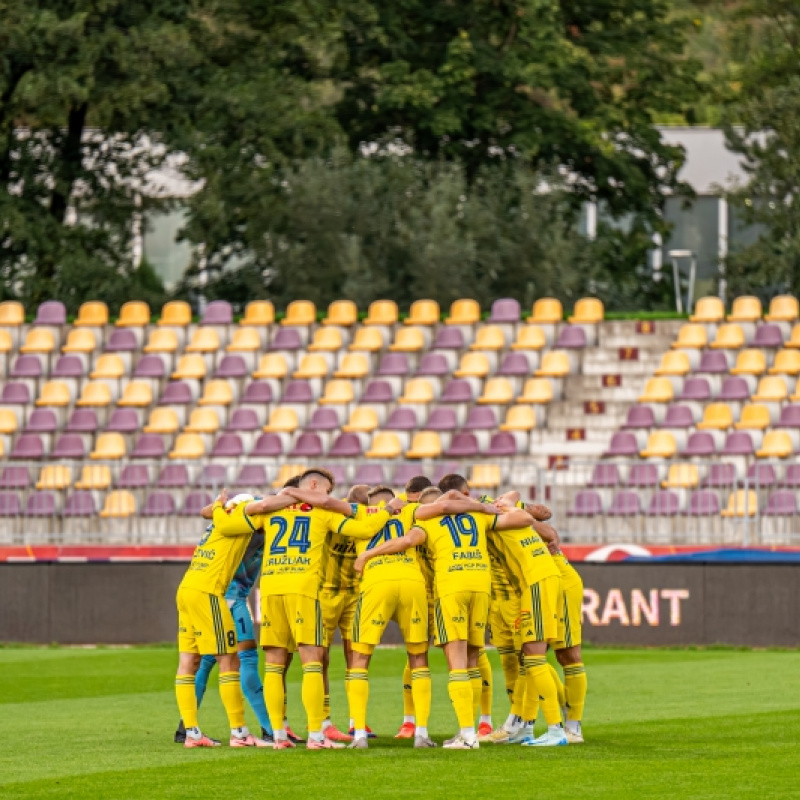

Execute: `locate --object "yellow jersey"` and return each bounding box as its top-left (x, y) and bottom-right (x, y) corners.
top-left (552, 552), bottom-right (582, 589)
top-left (179, 504), bottom-right (254, 596)
top-left (318, 502), bottom-right (364, 595)
top-left (414, 511), bottom-right (496, 597)
top-left (488, 545), bottom-right (520, 601)
top-left (490, 525), bottom-right (560, 588)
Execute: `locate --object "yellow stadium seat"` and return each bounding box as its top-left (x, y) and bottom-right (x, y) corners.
top-left (662, 464), bottom-right (699, 489)
top-left (366, 432), bottom-right (402, 459)
top-left (729, 349), bottom-right (767, 376)
top-left (499, 405), bottom-right (537, 431)
top-left (640, 431), bottom-right (677, 459)
top-left (696, 403), bottom-right (734, 431)
top-left (294, 354), bottom-right (330, 379)
top-left (728, 295), bottom-right (762, 322)
top-left (638, 378), bottom-right (674, 403)
top-left (765, 295), bottom-right (799, 322)
top-left (198, 380), bottom-right (233, 406)
top-left (690, 296), bottom-right (725, 323)
top-left (322, 300), bottom-right (358, 327)
top-left (169, 433), bottom-right (205, 459)
top-left (478, 378), bottom-right (515, 405)
top-left (528, 297), bottom-right (563, 324)
top-left (74, 301), bottom-right (108, 327)
top-left (62, 329), bottom-right (97, 353)
top-left (253, 354), bottom-right (289, 380)
top-left (74, 465), bottom-right (112, 490)
top-left (0, 301), bottom-right (24, 326)
top-left (91, 432), bottom-right (127, 460)
top-left (172, 354), bottom-right (207, 381)
top-left (143, 328), bottom-right (179, 354)
top-left (158, 301), bottom-right (192, 327)
top-left (364, 300), bottom-right (398, 326)
top-left (76, 381), bottom-right (112, 407)
top-left (721, 490), bottom-right (758, 518)
top-left (709, 324), bottom-right (745, 350)
top-left (470, 326), bottom-right (506, 351)
top-left (335, 354), bottom-right (370, 379)
top-left (183, 409), bottom-right (220, 434)
top-left (756, 430), bottom-right (793, 458)
top-left (226, 328), bottom-right (262, 353)
top-left (185, 327), bottom-right (220, 353)
top-left (405, 300), bottom-right (440, 326)
top-left (263, 408), bottom-right (300, 433)
top-left (143, 408), bottom-right (180, 434)
top-left (341, 407), bottom-right (380, 433)
top-left (100, 490), bottom-right (136, 518)
top-left (518, 378), bottom-right (554, 404)
top-left (535, 351), bottom-right (571, 378)
top-left (90, 354), bottom-right (125, 380)
top-left (37, 465), bottom-right (72, 490)
top-left (271, 464), bottom-right (305, 489)
top-left (786, 324), bottom-right (800, 350)
top-left (510, 326), bottom-right (547, 351)
top-left (0, 409), bottom-right (17, 434)
top-left (349, 328), bottom-right (384, 352)
top-left (389, 327), bottom-right (426, 352)
top-left (318, 380), bottom-right (354, 405)
top-left (399, 379), bottom-right (435, 404)
top-left (116, 301), bottom-right (150, 327)
top-left (445, 299), bottom-right (481, 326)
top-left (654, 351), bottom-right (691, 376)
top-left (406, 431), bottom-right (442, 459)
top-left (281, 300), bottom-right (316, 326)
top-left (470, 464), bottom-right (502, 490)
top-left (20, 328), bottom-right (55, 354)
top-left (35, 382), bottom-right (71, 407)
top-left (752, 376), bottom-right (788, 402)
top-left (0, 330), bottom-right (11, 354)
top-left (307, 328), bottom-right (343, 352)
top-left (569, 297), bottom-right (604, 324)
top-left (241, 300), bottom-right (275, 326)
top-left (768, 350), bottom-right (800, 376)
top-left (117, 382), bottom-right (153, 407)
top-left (454, 352), bottom-right (491, 378)
top-left (671, 323), bottom-right (707, 349)
top-left (735, 404), bottom-right (771, 431)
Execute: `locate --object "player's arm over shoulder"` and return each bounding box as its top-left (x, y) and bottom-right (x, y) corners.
top-left (415, 492), bottom-right (501, 520)
top-left (353, 525), bottom-right (427, 572)
top-left (494, 508), bottom-right (535, 531)
top-left (212, 502), bottom-right (259, 537)
top-left (334, 507), bottom-right (392, 539)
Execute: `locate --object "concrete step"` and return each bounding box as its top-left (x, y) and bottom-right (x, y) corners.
top-left (563, 374), bottom-right (647, 401)
top-left (598, 319), bottom-right (684, 347)
top-left (581, 349), bottom-right (663, 376)
top-left (546, 402), bottom-right (633, 428)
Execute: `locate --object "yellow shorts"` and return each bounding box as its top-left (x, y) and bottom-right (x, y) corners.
top-left (177, 586), bottom-right (237, 656)
top-left (519, 575), bottom-right (562, 645)
top-left (352, 580), bottom-right (429, 647)
top-left (320, 590), bottom-right (358, 647)
top-left (434, 590), bottom-right (490, 648)
top-left (260, 593), bottom-right (323, 649)
top-left (489, 595), bottom-right (521, 652)
top-left (552, 577), bottom-right (583, 650)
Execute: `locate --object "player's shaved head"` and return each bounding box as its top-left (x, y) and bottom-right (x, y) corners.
top-left (299, 467), bottom-right (335, 494)
top-left (347, 484), bottom-right (370, 505)
top-left (368, 485), bottom-right (395, 505)
top-left (283, 475), bottom-right (302, 489)
top-left (418, 487), bottom-right (442, 504)
top-left (404, 475), bottom-right (432, 501)
top-left (438, 473), bottom-right (470, 495)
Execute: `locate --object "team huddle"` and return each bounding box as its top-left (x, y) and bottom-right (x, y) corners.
top-left (173, 469), bottom-right (587, 750)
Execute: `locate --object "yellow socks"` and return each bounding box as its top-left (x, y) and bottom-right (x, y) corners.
top-left (448, 669), bottom-right (474, 728)
top-left (498, 646), bottom-right (520, 707)
top-left (478, 649), bottom-right (493, 718)
top-left (218, 671), bottom-right (246, 729)
top-left (302, 662), bottom-right (325, 734)
top-left (510, 664), bottom-right (527, 718)
top-left (323, 693), bottom-right (331, 720)
top-left (348, 668), bottom-right (369, 732)
top-left (402, 660), bottom-right (415, 718)
top-left (564, 662), bottom-right (587, 720)
top-left (175, 674), bottom-right (198, 729)
top-left (549, 664), bottom-right (566, 708)
top-left (264, 663), bottom-right (286, 732)
top-left (468, 668), bottom-right (482, 719)
top-left (522, 655), bottom-right (560, 726)
top-left (410, 667), bottom-right (432, 728)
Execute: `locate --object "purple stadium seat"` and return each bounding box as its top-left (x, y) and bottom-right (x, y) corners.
top-left (608, 491), bottom-right (641, 516)
top-left (306, 408), bottom-right (340, 431)
top-left (290, 433), bottom-right (324, 458)
top-left (440, 379), bottom-right (473, 403)
top-left (587, 463), bottom-right (621, 488)
top-left (34, 300), bottom-right (66, 326)
top-left (425, 407), bottom-right (458, 431)
top-left (721, 431), bottom-right (754, 456)
top-left (215, 355), bottom-right (248, 379)
top-left (241, 381), bottom-right (274, 404)
top-left (392, 463), bottom-right (425, 486)
top-left (685, 490), bottom-right (720, 516)
top-left (201, 300), bottom-right (232, 325)
top-left (66, 409), bottom-right (98, 433)
top-left (718, 377), bottom-right (750, 401)
top-left (603, 431), bottom-right (638, 457)
top-left (781, 464), bottom-right (800, 487)
top-left (417, 353), bottom-right (452, 376)
top-left (283, 380), bottom-right (314, 403)
top-left (555, 326), bottom-right (587, 349)
top-left (362, 381), bottom-right (395, 403)
top-left (752, 324), bottom-right (783, 348)
top-left (10, 355), bottom-right (42, 379)
top-left (1, 383), bottom-right (31, 404)
top-left (497, 353), bottom-right (532, 376)
top-left (431, 462), bottom-right (461, 484)
top-left (26, 492), bottom-right (56, 516)
top-left (10, 434), bottom-right (44, 460)
top-left (463, 407), bottom-right (498, 430)
top-left (134, 355), bottom-right (166, 379)
top-left (181, 492), bottom-right (213, 516)
top-left (105, 329), bottom-right (138, 353)
top-left (236, 464), bottom-right (268, 490)
top-left (646, 490), bottom-right (680, 516)
top-left (117, 465), bottom-right (151, 489)
top-left (157, 465), bottom-right (190, 488)
top-left (63, 491), bottom-right (96, 517)
top-left (269, 328), bottom-right (303, 351)
top-left (211, 433), bottom-right (244, 458)
top-left (569, 490), bottom-right (603, 517)
top-left (677, 377), bottom-right (711, 401)
top-left (329, 433), bottom-right (363, 458)
top-left (622, 405), bottom-right (656, 429)
top-left (353, 464), bottom-right (386, 485)
top-left (52, 434), bottom-right (85, 460)
top-left (131, 433), bottom-right (166, 459)
top-left (626, 464), bottom-right (660, 487)
top-left (377, 354), bottom-right (411, 377)
top-left (486, 431), bottom-right (517, 456)
top-left (680, 432), bottom-right (716, 456)
top-left (106, 409), bottom-right (141, 433)
top-left (746, 463), bottom-right (777, 488)
top-left (488, 298), bottom-right (521, 323)
top-left (25, 409), bottom-right (58, 434)
top-left (696, 351), bottom-right (730, 374)
top-left (778, 405), bottom-right (800, 428)
top-left (445, 433), bottom-right (479, 458)
top-left (384, 408), bottom-right (419, 431)
top-left (251, 433), bottom-right (283, 457)
top-left (659, 405), bottom-right (694, 429)
top-left (701, 463), bottom-right (736, 488)
top-left (0, 492), bottom-right (22, 515)
top-left (159, 382), bottom-right (193, 406)
top-left (431, 328), bottom-right (464, 351)
top-left (226, 409), bottom-right (260, 432)
top-left (195, 464), bottom-right (227, 489)
top-left (141, 492), bottom-right (176, 516)
top-left (328, 465), bottom-right (347, 488)
top-left (763, 490), bottom-right (798, 516)
top-left (52, 355), bottom-right (85, 378)
top-left (0, 467), bottom-right (30, 489)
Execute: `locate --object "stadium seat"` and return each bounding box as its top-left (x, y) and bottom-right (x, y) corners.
top-left (241, 300), bottom-right (275, 326)
top-left (555, 326), bottom-right (587, 349)
top-left (34, 381), bottom-right (70, 408)
top-left (74, 464), bottom-right (112, 490)
top-left (568, 490), bottom-right (604, 517)
top-left (671, 324), bottom-right (707, 349)
top-left (454, 352), bottom-right (491, 378)
top-left (0, 301), bottom-right (24, 327)
top-left (654, 351), bottom-right (691, 376)
top-left (73, 301), bottom-right (108, 328)
top-left (36, 465), bottom-right (72, 491)
top-left (406, 432), bottom-right (443, 459)
top-left (335, 354), bottom-right (370, 379)
top-left (171, 355), bottom-right (206, 381)
top-left (510, 325), bottom-right (547, 351)
top-left (399, 379), bottom-right (435, 405)
top-left (342, 407), bottom-right (379, 433)
top-left (143, 328), bottom-right (179, 356)
top-left (470, 464), bottom-right (502, 490)
top-left (569, 297), bottom-right (604, 324)
top-left (20, 328), bottom-right (55, 355)
top-left (185, 328), bottom-right (219, 354)
top-left (322, 300), bottom-right (358, 327)
top-left (709, 324), bottom-right (745, 350)
top-left (90, 432), bottom-right (126, 460)
top-left (307, 328), bottom-right (343, 352)
top-left (752, 324), bottom-right (783, 349)
top-left (445, 299), bottom-right (481, 326)
top-left (470, 326), bottom-right (506, 351)
top-left (349, 328), bottom-right (385, 352)
top-left (390, 327), bottom-right (426, 352)
top-left (768, 349), bottom-right (800, 375)
top-left (640, 432), bottom-right (677, 458)
top-left (364, 300), bottom-right (398, 326)
top-left (76, 381), bottom-right (112, 408)
top-left (734, 404), bottom-right (771, 431)
top-left (518, 378), bottom-right (553, 404)
top-left (118, 382), bottom-right (153, 407)
top-left (143, 408), bottom-right (180, 434)
top-left (721, 490), bottom-right (758, 518)
top-left (765, 295), bottom-right (799, 322)
top-left (752, 376), bottom-right (788, 402)
top-left (158, 301), bottom-right (192, 327)
top-left (638, 378), bottom-right (674, 403)
top-left (690, 296), bottom-right (725, 323)
top-left (200, 301), bottom-right (232, 327)
top-left (728, 295), bottom-right (762, 322)
top-left (197, 380), bottom-right (234, 407)
top-left (263, 408), bottom-right (300, 433)
top-left (294, 355), bottom-right (330, 379)
top-left (729, 349), bottom-right (767, 375)
top-left (756, 431), bottom-right (793, 459)
top-left (535, 351), bottom-right (570, 378)
top-left (0, 409), bottom-right (17, 435)
top-left (169, 433), bottom-right (205, 460)
top-left (488, 298), bottom-right (521, 324)
top-left (696, 403), bottom-right (734, 430)
top-left (318, 380), bottom-right (355, 405)
top-left (90, 354), bottom-right (125, 380)
top-left (100, 491), bottom-right (136, 518)
top-left (366, 432), bottom-right (402, 459)
top-left (406, 300), bottom-right (440, 326)
top-left (662, 464), bottom-right (700, 489)
top-left (184, 408), bottom-right (221, 434)
top-left (432, 328), bottom-right (464, 351)
top-left (271, 464), bottom-right (305, 488)
top-left (281, 300), bottom-right (316, 326)
top-left (478, 378), bottom-right (515, 405)
top-left (253, 353), bottom-right (289, 380)
top-left (528, 297), bottom-right (563, 324)
top-left (226, 328), bottom-right (262, 353)
top-left (61, 329), bottom-right (96, 356)
top-left (116, 301), bottom-right (150, 327)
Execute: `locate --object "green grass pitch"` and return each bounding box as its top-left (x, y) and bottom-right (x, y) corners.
top-left (2, 646), bottom-right (799, 799)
